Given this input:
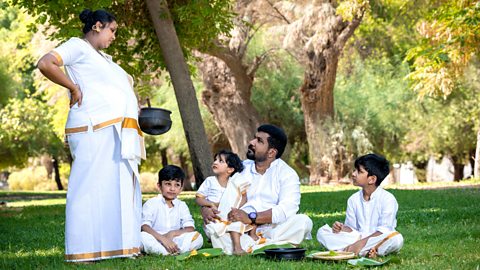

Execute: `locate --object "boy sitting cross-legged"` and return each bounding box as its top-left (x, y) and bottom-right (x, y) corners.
top-left (141, 165), bottom-right (203, 255)
top-left (317, 153), bottom-right (404, 258)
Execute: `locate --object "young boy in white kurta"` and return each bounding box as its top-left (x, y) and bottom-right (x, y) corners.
top-left (317, 154), bottom-right (404, 257)
top-left (141, 165), bottom-right (203, 255)
top-left (195, 150), bottom-right (254, 255)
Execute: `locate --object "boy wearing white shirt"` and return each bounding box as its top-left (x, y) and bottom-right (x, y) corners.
top-left (141, 165), bottom-right (203, 255)
top-left (317, 154), bottom-right (404, 257)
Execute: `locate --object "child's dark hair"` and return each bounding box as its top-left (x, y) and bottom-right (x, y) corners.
top-left (354, 153), bottom-right (390, 186)
top-left (158, 165), bottom-right (185, 184)
top-left (257, 124), bottom-right (287, 159)
top-left (79, 9), bottom-right (116, 34)
top-left (215, 150), bottom-right (244, 176)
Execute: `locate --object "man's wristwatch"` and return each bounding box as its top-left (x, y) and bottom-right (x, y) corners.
top-left (248, 211), bottom-right (257, 225)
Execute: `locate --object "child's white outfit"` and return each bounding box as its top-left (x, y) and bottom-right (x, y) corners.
top-left (196, 174), bottom-right (252, 254)
top-left (141, 195), bottom-right (203, 255)
top-left (317, 187), bottom-right (404, 256)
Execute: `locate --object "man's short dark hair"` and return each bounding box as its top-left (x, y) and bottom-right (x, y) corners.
top-left (354, 153), bottom-right (390, 186)
top-left (158, 165), bottom-right (185, 184)
top-left (215, 150), bottom-right (244, 176)
top-left (258, 124), bottom-right (287, 159)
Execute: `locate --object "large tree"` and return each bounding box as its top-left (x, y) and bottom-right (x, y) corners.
top-left (261, 0), bottom-right (367, 184)
top-left (196, 0), bottom-right (269, 158)
top-left (11, 0), bottom-right (235, 184)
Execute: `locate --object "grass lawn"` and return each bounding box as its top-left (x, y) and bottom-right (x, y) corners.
top-left (1, 182), bottom-right (479, 269)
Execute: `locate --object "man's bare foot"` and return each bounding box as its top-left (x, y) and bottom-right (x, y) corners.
top-left (233, 249), bottom-right (247, 256)
top-left (248, 232), bottom-right (259, 241)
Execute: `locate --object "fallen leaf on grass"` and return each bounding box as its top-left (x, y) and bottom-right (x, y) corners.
top-left (347, 257), bottom-right (390, 266)
top-left (176, 248), bottom-right (224, 261)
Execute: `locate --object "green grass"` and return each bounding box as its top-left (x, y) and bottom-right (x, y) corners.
top-left (1, 185), bottom-right (479, 269)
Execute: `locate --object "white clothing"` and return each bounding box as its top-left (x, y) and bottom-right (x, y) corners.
top-left (196, 176), bottom-right (226, 204)
top-left (65, 125), bottom-right (142, 262)
top-left (240, 159), bottom-right (301, 224)
top-left (317, 187), bottom-right (403, 256)
top-left (53, 37), bottom-right (145, 166)
top-left (54, 38), bottom-right (144, 262)
top-left (317, 225), bottom-right (404, 256)
top-left (345, 187), bottom-right (399, 237)
top-left (141, 231), bottom-right (203, 255)
top-left (142, 196), bottom-right (195, 234)
top-left (204, 173), bottom-right (251, 252)
top-left (207, 159), bottom-right (312, 253)
top-left (209, 214), bottom-right (313, 254)
top-left (141, 196), bottom-right (203, 255)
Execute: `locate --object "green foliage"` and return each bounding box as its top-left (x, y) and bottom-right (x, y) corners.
top-left (9, 0), bottom-right (235, 98)
top-left (405, 0), bottom-right (480, 97)
top-left (0, 97), bottom-right (65, 168)
top-left (403, 82), bottom-right (480, 164)
top-left (335, 52), bottom-right (414, 163)
top-left (354, 0), bottom-right (445, 62)
top-left (0, 57), bottom-right (17, 107)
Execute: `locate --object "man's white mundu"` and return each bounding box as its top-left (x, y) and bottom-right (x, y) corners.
top-left (209, 159), bottom-right (313, 253)
top-left (53, 37), bottom-right (145, 261)
top-left (317, 187), bottom-right (404, 256)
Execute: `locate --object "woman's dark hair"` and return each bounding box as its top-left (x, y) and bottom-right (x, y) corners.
top-left (215, 150), bottom-right (244, 176)
top-left (79, 9), bottom-right (116, 34)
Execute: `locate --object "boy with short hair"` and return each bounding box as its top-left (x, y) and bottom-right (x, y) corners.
top-left (141, 165), bottom-right (203, 255)
top-left (317, 153), bottom-right (404, 257)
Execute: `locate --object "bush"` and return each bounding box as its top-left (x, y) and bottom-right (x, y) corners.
top-left (8, 166), bottom-right (62, 191)
top-left (140, 172), bottom-right (158, 193)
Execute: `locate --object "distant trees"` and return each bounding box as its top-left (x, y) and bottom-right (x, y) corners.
top-left (406, 0), bottom-right (480, 178)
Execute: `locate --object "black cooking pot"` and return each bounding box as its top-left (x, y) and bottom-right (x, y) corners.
top-left (138, 107), bottom-right (172, 135)
top-left (264, 248), bottom-right (306, 261)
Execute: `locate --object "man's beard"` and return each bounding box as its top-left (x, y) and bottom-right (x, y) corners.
top-left (246, 148), bottom-right (255, 160)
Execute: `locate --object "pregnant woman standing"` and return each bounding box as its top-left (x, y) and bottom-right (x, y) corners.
top-left (37, 8), bottom-right (145, 262)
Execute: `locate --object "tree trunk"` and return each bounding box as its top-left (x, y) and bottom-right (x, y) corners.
top-left (451, 155), bottom-right (464, 181)
top-left (146, 0), bottom-right (213, 187)
top-left (295, 6), bottom-right (365, 185)
top-left (160, 148), bottom-right (168, 168)
top-left (300, 51), bottom-right (339, 184)
top-left (52, 157), bottom-right (63, 190)
top-left (475, 126), bottom-right (480, 178)
top-left (198, 53), bottom-right (261, 158)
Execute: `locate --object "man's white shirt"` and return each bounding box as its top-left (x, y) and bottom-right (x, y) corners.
top-left (240, 159), bottom-right (301, 224)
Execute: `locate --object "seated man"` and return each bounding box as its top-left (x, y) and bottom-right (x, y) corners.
top-left (202, 124), bottom-right (313, 253)
top-left (317, 154), bottom-right (404, 257)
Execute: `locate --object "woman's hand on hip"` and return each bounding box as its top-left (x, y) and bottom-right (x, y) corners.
top-left (70, 85), bottom-right (83, 107)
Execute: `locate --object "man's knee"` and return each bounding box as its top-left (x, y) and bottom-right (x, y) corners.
top-left (294, 214), bottom-right (313, 231)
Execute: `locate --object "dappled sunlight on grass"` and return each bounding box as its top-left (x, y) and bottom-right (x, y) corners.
top-left (6, 198), bottom-right (66, 207)
top-left (305, 211), bottom-right (345, 219)
top-left (3, 247), bottom-right (63, 259)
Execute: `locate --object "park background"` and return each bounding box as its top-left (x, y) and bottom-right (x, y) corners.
top-left (0, 0), bottom-right (479, 269)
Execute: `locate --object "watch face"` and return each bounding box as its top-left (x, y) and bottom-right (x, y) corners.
top-left (248, 212), bottom-right (257, 219)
